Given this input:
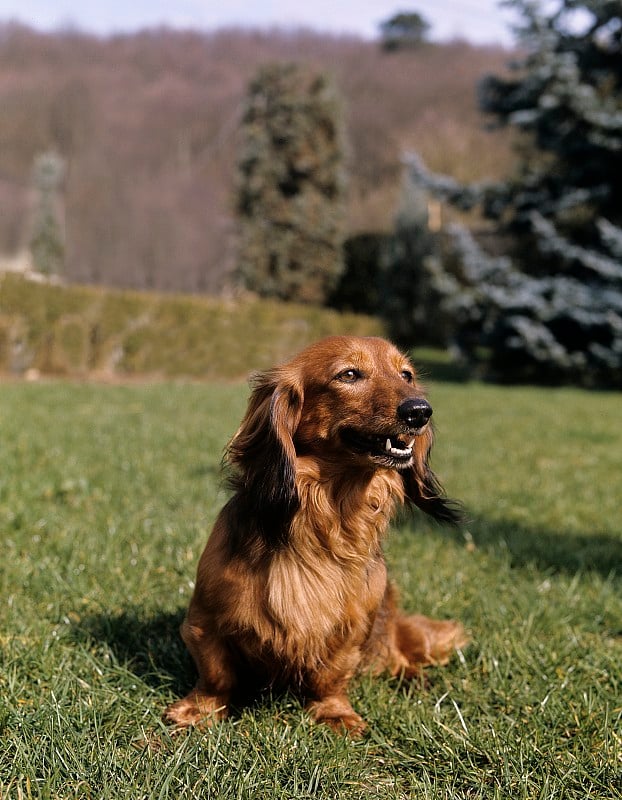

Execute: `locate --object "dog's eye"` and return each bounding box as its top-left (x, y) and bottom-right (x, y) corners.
top-left (401, 369), bottom-right (414, 383)
top-left (337, 368), bottom-right (362, 383)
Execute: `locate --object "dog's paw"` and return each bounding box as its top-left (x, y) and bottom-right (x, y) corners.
top-left (164, 691), bottom-right (228, 729)
top-left (307, 696), bottom-right (367, 737)
top-left (323, 712), bottom-right (368, 738)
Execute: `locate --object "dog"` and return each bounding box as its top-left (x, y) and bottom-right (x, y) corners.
top-left (165, 336), bottom-right (467, 734)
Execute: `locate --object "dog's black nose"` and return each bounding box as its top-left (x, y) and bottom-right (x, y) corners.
top-left (397, 398), bottom-right (433, 429)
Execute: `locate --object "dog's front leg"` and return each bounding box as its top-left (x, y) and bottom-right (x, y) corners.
top-left (164, 620), bottom-right (235, 728)
top-left (304, 648), bottom-right (366, 736)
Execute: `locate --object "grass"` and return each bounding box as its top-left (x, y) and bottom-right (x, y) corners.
top-left (0, 378), bottom-right (621, 799)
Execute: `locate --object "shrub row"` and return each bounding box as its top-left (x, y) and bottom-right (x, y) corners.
top-left (0, 274), bottom-right (381, 379)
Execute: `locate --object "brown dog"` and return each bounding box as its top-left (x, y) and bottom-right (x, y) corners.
top-left (165, 336), bottom-right (467, 734)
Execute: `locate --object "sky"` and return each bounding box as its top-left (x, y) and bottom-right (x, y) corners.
top-left (0, 0), bottom-right (519, 47)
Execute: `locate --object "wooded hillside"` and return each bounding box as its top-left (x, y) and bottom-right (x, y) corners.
top-left (0, 24), bottom-right (513, 293)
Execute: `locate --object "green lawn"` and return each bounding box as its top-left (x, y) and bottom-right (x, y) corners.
top-left (0, 379), bottom-right (620, 799)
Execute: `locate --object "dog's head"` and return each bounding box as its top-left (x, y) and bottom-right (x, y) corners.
top-left (227, 336), bottom-right (462, 542)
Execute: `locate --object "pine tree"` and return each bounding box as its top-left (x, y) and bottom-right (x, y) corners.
top-left (402, 0), bottom-right (622, 386)
top-left (236, 63), bottom-right (347, 304)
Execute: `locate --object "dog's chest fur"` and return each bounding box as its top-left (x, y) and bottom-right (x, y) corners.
top-left (232, 465), bottom-right (404, 669)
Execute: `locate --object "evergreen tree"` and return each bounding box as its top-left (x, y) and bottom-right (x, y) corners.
top-left (403, 0), bottom-right (622, 386)
top-left (30, 151), bottom-right (65, 276)
top-left (381, 173), bottom-right (449, 346)
top-left (236, 63), bottom-right (346, 304)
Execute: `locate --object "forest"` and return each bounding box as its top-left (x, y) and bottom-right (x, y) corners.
top-left (0, 23), bottom-right (513, 293)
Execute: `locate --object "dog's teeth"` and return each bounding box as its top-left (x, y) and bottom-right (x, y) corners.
top-left (381, 436), bottom-right (413, 458)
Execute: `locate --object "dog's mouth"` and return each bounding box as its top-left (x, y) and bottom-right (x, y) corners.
top-left (340, 428), bottom-right (417, 468)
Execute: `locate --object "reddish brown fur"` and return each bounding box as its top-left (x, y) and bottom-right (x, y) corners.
top-left (165, 336), bottom-right (467, 734)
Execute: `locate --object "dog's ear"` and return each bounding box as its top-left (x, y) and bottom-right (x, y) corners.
top-left (226, 368), bottom-right (303, 545)
top-left (402, 427), bottom-right (464, 526)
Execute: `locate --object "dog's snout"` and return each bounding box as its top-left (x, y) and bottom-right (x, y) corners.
top-left (397, 398), bottom-right (432, 429)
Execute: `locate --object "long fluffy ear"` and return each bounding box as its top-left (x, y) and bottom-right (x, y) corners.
top-left (226, 368), bottom-right (303, 545)
top-left (402, 427), bottom-right (464, 526)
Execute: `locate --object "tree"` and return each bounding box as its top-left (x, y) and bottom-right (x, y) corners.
top-left (380, 173), bottom-right (449, 346)
top-left (401, 0), bottom-right (622, 387)
top-left (379, 11), bottom-right (430, 51)
top-left (236, 62), bottom-right (347, 304)
top-left (30, 151), bottom-right (65, 276)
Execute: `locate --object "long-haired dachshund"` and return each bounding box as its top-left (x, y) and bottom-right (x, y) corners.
top-left (165, 336), bottom-right (467, 734)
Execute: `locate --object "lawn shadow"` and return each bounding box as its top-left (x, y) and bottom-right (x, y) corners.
top-left (72, 607), bottom-right (195, 696)
top-left (71, 608), bottom-right (321, 723)
top-left (442, 514), bottom-right (622, 577)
